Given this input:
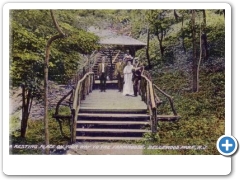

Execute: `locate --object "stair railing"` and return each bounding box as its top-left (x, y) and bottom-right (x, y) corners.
top-left (71, 72), bottom-right (94, 143)
top-left (140, 68), bottom-right (179, 132)
top-left (153, 84), bottom-right (177, 116)
top-left (53, 51), bottom-right (98, 138)
top-left (140, 68), bottom-right (157, 133)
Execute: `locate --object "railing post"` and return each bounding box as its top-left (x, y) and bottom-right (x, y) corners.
top-left (90, 75), bottom-right (93, 92)
top-left (87, 75), bottom-right (90, 95)
top-left (82, 79), bottom-right (85, 100)
top-left (89, 75), bottom-right (91, 93)
top-left (71, 109), bottom-right (76, 143)
top-left (152, 108), bottom-right (157, 133)
top-left (92, 75), bottom-right (95, 91)
top-left (70, 72), bottom-right (94, 143)
top-left (146, 82), bottom-right (150, 109)
top-left (78, 84), bottom-right (82, 105)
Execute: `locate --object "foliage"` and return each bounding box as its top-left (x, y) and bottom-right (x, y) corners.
top-left (143, 62), bottom-right (225, 155)
top-left (10, 10), bottom-right (99, 87)
top-left (10, 9), bottom-right (99, 137)
top-left (10, 108), bottom-right (71, 154)
top-left (9, 9), bottom-right (225, 154)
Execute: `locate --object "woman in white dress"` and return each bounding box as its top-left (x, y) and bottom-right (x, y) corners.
top-left (122, 60), bottom-right (134, 96)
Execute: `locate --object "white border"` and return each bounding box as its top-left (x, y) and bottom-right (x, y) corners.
top-left (3, 3), bottom-right (231, 175)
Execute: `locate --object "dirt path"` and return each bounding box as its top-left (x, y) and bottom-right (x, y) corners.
top-left (66, 142), bottom-right (144, 155)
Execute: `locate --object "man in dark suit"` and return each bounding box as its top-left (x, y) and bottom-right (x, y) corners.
top-left (114, 58), bottom-right (125, 92)
top-left (132, 59), bottom-right (143, 96)
top-left (97, 57), bottom-right (108, 92)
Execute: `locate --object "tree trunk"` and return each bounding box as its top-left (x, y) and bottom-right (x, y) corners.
top-left (21, 85), bottom-right (26, 138)
top-left (202, 10), bottom-right (206, 31)
top-left (174, 9), bottom-right (179, 21)
top-left (44, 10), bottom-right (65, 154)
top-left (197, 26), bottom-right (202, 92)
top-left (157, 31), bottom-right (164, 57)
top-left (191, 10), bottom-right (198, 92)
top-left (202, 10), bottom-right (209, 61)
top-left (181, 13), bottom-right (186, 53)
top-left (21, 86), bottom-right (33, 138)
top-left (146, 26), bottom-right (151, 68)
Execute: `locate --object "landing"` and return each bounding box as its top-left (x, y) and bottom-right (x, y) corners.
top-left (80, 89), bottom-right (147, 113)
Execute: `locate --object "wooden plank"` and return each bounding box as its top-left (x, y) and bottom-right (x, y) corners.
top-left (94, 80), bottom-right (118, 84)
top-left (76, 136), bottom-right (143, 140)
top-left (77, 128), bottom-right (150, 133)
top-left (79, 89), bottom-right (147, 111)
top-left (78, 113), bottom-right (149, 118)
top-left (79, 109), bottom-right (147, 113)
top-left (77, 120), bottom-right (150, 125)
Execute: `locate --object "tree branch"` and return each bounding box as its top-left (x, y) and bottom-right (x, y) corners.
top-left (50, 10), bottom-right (65, 36)
top-left (44, 10), bottom-right (66, 154)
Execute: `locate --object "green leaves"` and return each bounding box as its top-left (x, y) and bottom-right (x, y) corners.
top-left (10, 10), bottom-right (99, 86)
top-left (149, 63), bottom-right (225, 154)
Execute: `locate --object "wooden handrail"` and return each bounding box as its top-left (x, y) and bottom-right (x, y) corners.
top-left (72, 72), bottom-right (94, 110)
top-left (71, 71), bottom-right (94, 143)
top-left (153, 84), bottom-right (177, 116)
top-left (112, 50), bottom-right (121, 64)
top-left (141, 74), bottom-right (156, 109)
top-left (52, 51), bottom-right (98, 140)
top-left (54, 89), bottom-right (73, 117)
top-left (140, 69), bottom-right (157, 132)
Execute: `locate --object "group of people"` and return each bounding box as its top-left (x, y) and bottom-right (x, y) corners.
top-left (97, 50), bottom-right (143, 97)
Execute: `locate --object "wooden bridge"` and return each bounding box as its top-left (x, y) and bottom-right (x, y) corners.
top-left (53, 50), bottom-right (180, 142)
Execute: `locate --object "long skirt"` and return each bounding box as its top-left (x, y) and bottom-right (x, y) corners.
top-left (122, 73), bottom-right (134, 96)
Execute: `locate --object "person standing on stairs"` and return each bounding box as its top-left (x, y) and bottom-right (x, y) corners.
top-left (122, 60), bottom-right (134, 96)
top-left (132, 59), bottom-right (143, 97)
top-left (97, 56), bottom-right (109, 92)
top-left (114, 58), bottom-right (125, 92)
top-left (123, 49), bottom-right (133, 65)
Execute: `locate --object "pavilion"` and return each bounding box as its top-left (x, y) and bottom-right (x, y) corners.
top-left (88, 27), bottom-right (146, 79)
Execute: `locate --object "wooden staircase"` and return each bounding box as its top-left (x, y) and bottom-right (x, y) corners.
top-left (52, 57), bottom-right (180, 143)
top-left (76, 110), bottom-right (151, 141)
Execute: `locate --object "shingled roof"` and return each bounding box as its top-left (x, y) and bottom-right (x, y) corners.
top-left (88, 27), bottom-right (146, 47)
top-left (99, 35), bottom-right (146, 46)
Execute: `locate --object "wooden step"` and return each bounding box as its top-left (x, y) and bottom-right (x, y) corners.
top-left (79, 109), bottom-right (147, 113)
top-left (76, 136), bottom-right (143, 141)
top-left (157, 115), bottom-right (180, 121)
top-left (77, 120), bottom-right (150, 125)
top-left (78, 113), bottom-right (149, 118)
top-left (77, 128), bottom-right (150, 133)
top-left (94, 80), bottom-right (118, 84)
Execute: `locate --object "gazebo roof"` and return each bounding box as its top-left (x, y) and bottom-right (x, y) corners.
top-left (99, 35), bottom-right (146, 46)
top-left (88, 27), bottom-right (146, 47)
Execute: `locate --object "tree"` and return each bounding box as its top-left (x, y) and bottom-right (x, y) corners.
top-left (146, 25), bottom-right (151, 68)
top-left (147, 10), bottom-right (174, 57)
top-left (10, 10), bottom-right (46, 138)
top-left (191, 10), bottom-right (198, 92)
top-left (201, 10), bottom-right (209, 61)
top-left (44, 10), bottom-right (65, 154)
top-left (10, 10), bottom-right (99, 140)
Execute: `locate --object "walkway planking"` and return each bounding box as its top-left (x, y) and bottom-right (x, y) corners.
top-left (76, 89), bottom-right (150, 141)
top-left (80, 89), bottom-right (147, 113)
